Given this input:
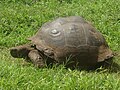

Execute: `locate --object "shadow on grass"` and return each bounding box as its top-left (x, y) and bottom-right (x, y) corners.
top-left (94, 61), bottom-right (120, 73)
top-left (18, 57), bottom-right (120, 73)
top-left (75, 58), bottom-right (120, 73)
top-left (55, 57), bottom-right (120, 73)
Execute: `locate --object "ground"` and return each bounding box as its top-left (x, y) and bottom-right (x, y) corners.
top-left (0, 0), bottom-right (120, 90)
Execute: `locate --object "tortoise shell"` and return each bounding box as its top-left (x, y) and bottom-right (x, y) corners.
top-left (28, 16), bottom-right (113, 66)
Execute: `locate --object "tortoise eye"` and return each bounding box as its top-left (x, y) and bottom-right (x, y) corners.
top-left (50, 29), bottom-right (61, 36)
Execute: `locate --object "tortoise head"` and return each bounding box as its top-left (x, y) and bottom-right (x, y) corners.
top-left (10, 44), bottom-right (34, 58)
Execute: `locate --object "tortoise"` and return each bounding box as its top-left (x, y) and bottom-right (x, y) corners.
top-left (10, 16), bottom-right (113, 69)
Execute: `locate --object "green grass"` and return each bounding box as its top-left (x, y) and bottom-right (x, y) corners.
top-left (0, 0), bottom-right (120, 90)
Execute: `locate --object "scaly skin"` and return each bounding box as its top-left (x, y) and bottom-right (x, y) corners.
top-left (10, 44), bottom-right (34, 58)
top-left (10, 44), bottom-right (45, 68)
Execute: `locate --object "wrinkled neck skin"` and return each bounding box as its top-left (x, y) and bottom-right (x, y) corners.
top-left (10, 43), bottom-right (56, 66)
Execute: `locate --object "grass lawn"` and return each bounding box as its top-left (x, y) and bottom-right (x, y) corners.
top-left (0, 0), bottom-right (120, 90)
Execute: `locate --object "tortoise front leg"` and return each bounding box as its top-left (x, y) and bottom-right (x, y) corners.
top-left (28, 50), bottom-right (45, 68)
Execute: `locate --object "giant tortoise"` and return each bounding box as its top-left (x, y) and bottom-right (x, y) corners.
top-left (10, 16), bottom-right (113, 69)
